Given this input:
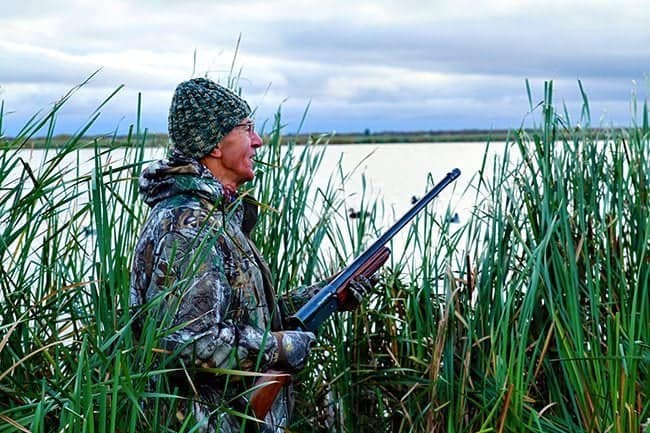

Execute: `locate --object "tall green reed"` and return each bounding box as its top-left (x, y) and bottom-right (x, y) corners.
top-left (1, 78), bottom-right (647, 433)
top-left (281, 80), bottom-right (648, 433)
top-left (0, 87), bottom-right (162, 432)
top-left (355, 81), bottom-right (648, 433)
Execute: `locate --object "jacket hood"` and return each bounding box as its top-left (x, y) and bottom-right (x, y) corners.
top-left (139, 152), bottom-right (225, 208)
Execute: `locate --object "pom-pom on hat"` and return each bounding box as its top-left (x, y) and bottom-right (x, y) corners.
top-left (168, 77), bottom-right (251, 159)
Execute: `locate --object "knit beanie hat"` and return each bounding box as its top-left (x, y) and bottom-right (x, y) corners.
top-left (168, 77), bottom-right (251, 159)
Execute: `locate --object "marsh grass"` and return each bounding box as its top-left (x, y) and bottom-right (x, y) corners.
top-left (0, 80), bottom-right (648, 433)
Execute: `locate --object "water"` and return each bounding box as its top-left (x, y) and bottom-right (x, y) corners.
top-left (13, 141), bottom-right (507, 233)
top-left (7, 141), bottom-right (509, 284)
top-left (309, 142), bottom-right (502, 220)
top-left (16, 141), bottom-right (503, 209)
top-left (299, 142), bottom-right (510, 262)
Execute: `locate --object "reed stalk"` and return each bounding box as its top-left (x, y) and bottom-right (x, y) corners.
top-left (0, 80), bottom-right (647, 433)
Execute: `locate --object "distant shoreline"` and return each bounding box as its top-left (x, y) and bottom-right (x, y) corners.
top-left (289, 126), bottom-right (620, 144)
top-left (9, 127), bottom-right (618, 148)
top-left (293, 129), bottom-right (513, 144)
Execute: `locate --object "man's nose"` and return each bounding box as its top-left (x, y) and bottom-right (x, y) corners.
top-left (251, 131), bottom-right (263, 148)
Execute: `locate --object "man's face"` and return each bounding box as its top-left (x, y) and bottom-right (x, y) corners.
top-left (215, 119), bottom-right (263, 186)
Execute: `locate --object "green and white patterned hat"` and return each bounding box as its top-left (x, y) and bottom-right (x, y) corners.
top-left (168, 78), bottom-right (251, 159)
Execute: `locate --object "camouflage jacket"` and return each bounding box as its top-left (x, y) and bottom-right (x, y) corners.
top-left (130, 155), bottom-right (318, 432)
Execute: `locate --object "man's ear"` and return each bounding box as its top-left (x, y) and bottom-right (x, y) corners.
top-left (207, 146), bottom-right (221, 158)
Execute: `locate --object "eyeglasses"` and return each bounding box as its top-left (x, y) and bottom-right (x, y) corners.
top-left (236, 121), bottom-right (255, 134)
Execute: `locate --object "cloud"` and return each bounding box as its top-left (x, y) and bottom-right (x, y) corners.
top-left (271, 10), bottom-right (648, 79)
top-left (1, 0), bottom-right (648, 136)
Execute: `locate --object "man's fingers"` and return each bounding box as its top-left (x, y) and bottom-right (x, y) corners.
top-left (348, 280), bottom-right (364, 302)
top-left (348, 275), bottom-right (375, 301)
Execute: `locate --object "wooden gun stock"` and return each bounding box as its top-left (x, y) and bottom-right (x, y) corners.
top-left (249, 369), bottom-right (291, 420)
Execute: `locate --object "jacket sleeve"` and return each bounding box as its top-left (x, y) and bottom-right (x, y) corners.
top-left (150, 229), bottom-right (280, 372)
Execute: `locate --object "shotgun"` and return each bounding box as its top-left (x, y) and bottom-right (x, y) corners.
top-left (250, 168), bottom-right (461, 419)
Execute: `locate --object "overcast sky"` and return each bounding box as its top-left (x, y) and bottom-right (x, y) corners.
top-left (1, 0), bottom-right (648, 137)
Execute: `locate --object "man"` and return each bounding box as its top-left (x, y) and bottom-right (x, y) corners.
top-left (130, 78), bottom-right (371, 432)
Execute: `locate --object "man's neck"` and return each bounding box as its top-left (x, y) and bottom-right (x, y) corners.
top-left (199, 155), bottom-right (238, 192)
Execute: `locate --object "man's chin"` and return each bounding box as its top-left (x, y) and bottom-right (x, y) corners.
top-left (243, 172), bottom-right (255, 183)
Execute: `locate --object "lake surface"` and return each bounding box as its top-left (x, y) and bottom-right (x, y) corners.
top-left (17, 141), bottom-right (508, 225)
top-left (312, 142), bottom-right (503, 219)
top-left (12, 141), bottom-right (512, 270)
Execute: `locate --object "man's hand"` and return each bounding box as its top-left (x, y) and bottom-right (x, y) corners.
top-left (337, 274), bottom-right (379, 311)
top-left (272, 330), bottom-right (316, 371)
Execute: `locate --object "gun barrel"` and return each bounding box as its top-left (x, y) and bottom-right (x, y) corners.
top-left (288, 168), bottom-right (461, 331)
